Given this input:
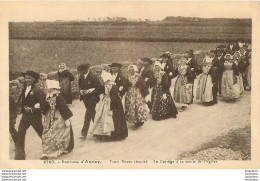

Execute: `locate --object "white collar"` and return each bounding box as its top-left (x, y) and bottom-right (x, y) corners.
top-left (84, 72), bottom-right (89, 79)
top-left (25, 85), bottom-right (32, 97)
top-left (112, 72), bottom-right (118, 78)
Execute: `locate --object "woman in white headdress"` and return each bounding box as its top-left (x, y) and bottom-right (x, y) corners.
top-left (221, 54), bottom-right (240, 100)
top-left (125, 65), bottom-right (147, 126)
top-left (196, 56), bottom-right (217, 105)
top-left (91, 70), bottom-right (128, 141)
top-left (41, 80), bottom-right (74, 159)
top-left (151, 61), bottom-right (178, 120)
top-left (173, 58), bottom-right (193, 112)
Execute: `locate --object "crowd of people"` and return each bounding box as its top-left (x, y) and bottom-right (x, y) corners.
top-left (9, 39), bottom-right (252, 160)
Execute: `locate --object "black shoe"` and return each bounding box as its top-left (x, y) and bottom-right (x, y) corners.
top-left (135, 122), bottom-right (144, 127)
top-left (40, 156), bottom-right (48, 160)
top-left (79, 136), bottom-right (86, 140)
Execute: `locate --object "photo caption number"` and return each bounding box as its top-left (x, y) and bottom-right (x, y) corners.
top-left (43, 160), bottom-right (55, 164)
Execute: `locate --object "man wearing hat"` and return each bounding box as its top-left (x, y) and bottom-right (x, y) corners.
top-left (160, 53), bottom-right (176, 81)
top-left (108, 63), bottom-right (128, 98)
top-left (138, 57), bottom-right (157, 111)
top-left (216, 47), bottom-right (226, 95)
top-left (15, 70), bottom-right (50, 160)
top-left (225, 40), bottom-right (238, 55)
top-left (186, 49), bottom-right (198, 103)
top-left (209, 50), bottom-right (220, 104)
top-left (77, 63), bottom-right (102, 140)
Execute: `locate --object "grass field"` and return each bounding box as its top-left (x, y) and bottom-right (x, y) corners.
top-left (9, 19), bottom-right (251, 42)
top-left (9, 40), bottom-right (220, 79)
top-left (9, 18), bottom-right (251, 79)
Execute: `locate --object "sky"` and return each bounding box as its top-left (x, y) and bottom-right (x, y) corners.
top-left (1, 1), bottom-right (258, 22)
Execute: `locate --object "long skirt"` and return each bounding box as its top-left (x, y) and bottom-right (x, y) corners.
top-left (60, 78), bottom-right (73, 104)
top-left (174, 75), bottom-right (193, 104)
top-left (151, 84), bottom-right (178, 120)
top-left (221, 70), bottom-right (240, 100)
top-left (91, 96), bottom-right (115, 136)
top-left (238, 73), bottom-right (244, 94)
top-left (247, 65), bottom-right (251, 87)
top-left (125, 87), bottom-right (147, 125)
top-left (196, 74), bottom-right (213, 103)
top-left (42, 110), bottom-right (74, 158)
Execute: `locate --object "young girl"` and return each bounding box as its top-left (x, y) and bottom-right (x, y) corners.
top-left (221, 54), bottom-right (240, 101)
top-left (91, 70), bottom-right (128, 141)
top-left (151, 61), bottom-right (178, 120)
top-left (196, 56), bottom-right (217, 105)
top-left (42, 80), bottom-right (74, 159)
top-left (125, 65), bottom-right (147, 127)
top-left (173, 58), bottom-right (193, 112)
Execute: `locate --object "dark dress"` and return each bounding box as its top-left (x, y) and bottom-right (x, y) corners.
top-left (151, 71), bottom-right (178, 120)
top-left (98, 85), bottom-right (128, 140)
top-left (58, 69), bottom-right (75, 104)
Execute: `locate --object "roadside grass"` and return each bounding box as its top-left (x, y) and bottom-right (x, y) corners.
top-left (178, 126), bottom-right (251, 160)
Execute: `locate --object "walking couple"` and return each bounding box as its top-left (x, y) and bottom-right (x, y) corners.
top-left (77, 63), bottom-right (128, 141)
top-left (14, 70), bottom-right (74, 160)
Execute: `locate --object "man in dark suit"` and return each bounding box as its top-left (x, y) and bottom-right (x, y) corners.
top-left (138, 57), bottom-right (156, 111)
top-left (108, 63), bottom-right (128, 98)
top-left (160, 53), bottom-right (176, 81)
top-left (225, 41), bottom-right (238, 55)
top-left (216, 47), bottom-right (225, 96)
top-left (77, 63), bottom-right (102, 140)
top-left (186, 49), bottom-right (198, 104)
top-left (15, 70), bottom-right (49, 160)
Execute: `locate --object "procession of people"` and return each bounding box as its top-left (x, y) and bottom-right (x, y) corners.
top-left (9, 39), bottom-right (252, 160)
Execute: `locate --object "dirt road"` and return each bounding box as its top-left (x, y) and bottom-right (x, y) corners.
top-left (10, 80), bottom-right (251, 160)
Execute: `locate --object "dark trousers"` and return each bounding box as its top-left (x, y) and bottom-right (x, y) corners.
top-left (212, 82), bottom-right (218, 103)
top-left (81, 100), bottom-right (97, 137)
top-left (15, 114), bottom-right (43, 160)
top-left (9, 121), bottom-right (18, 145)
top-left (218, 73), bottom-right (223, 95)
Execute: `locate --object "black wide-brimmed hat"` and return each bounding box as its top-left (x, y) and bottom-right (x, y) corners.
top-left (141, 57), bottom-right (153, 65)
top-left (108, 63), bottom-right (122, 68)
top-left (160, 53), bottom-right (170, 58)
top-left (186, 49), bottom-right (194, 55)
top-left (22, 70), bottom-right (40, 82)
top-left (77, 63), bottom-right (91, 72)
top-left (210, 49), bottom-right (216, 54)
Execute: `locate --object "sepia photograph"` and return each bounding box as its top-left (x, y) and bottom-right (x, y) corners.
top-left (1, 1), bottom-right (260, 169)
